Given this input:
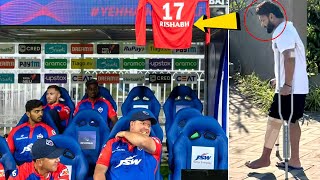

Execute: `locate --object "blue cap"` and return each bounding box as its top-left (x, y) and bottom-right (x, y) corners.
top-left (31, 138), bottom-right (64, 159)
top-left (131, 110), bottom-right (157, 125)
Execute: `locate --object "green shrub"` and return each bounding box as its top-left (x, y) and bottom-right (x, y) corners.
top-left (236, 73), bottom-right (274, 114)
top-left (305, 85), bottom-right (320, 112)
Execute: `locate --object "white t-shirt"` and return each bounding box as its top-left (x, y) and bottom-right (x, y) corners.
top-left (272, 21), bottom-right (309, 94)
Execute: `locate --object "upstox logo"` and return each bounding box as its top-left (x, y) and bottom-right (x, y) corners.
top-left (44, 74), bottom-right (67, 83)
top-left (18, 59), bottom-right (41, 69)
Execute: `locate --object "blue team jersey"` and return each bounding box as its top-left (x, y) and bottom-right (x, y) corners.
top-left (74, 97), bottom-right (117, 127)
top-left (7, 122), bottom-right (56, 165)
top-left (97, 137), bottom-right (162, 180)
top-left (8, 162), bottom-right (69, 180)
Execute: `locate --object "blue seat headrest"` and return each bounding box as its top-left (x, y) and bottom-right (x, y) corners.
top-left (51, 135), bottom-right (88, 180)
top-left (171, 116), bottom-right (228, 180)
top-left (163, 86), bottom-right (203, 133)
top-left (63, 109), bottom-right (110, 176)
top-left (0, 136), bottom-right (16, 175)
top-left (166, 108), bottom-right (203, 169)
top-left (122, 86), bottom-right (161, 118)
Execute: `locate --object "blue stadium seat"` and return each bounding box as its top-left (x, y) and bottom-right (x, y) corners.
top-left (163, 86), bottom-right (203, 133)
top-left (51, 135), bottom-right (88, 180)
top-left (122, 86), bottom-right (163, 140)
top-left (40, 86), bottom-right (75, 125)
top-left (171, 116), bottom-right (228, 180)
top-left (63, 109), bottom-right (110, 177)
top-left (82, 86), bottom-right (117, 111)
top-left (17, 112), bottom-right (59, 133)
top-left (166, 108), bottom-right (203, 170)
top-left (0, 136), bottom-right (16, 178)
top-left (108, 108), bottom-right (162, 180)
top-left (122, 86), bottom-right (161, 118)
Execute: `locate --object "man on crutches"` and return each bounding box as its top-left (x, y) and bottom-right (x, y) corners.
top-left (245, 1), bottom-right (309, 171)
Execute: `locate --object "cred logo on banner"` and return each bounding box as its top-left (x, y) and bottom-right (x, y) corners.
top-left (19, 44), bottom-right (41, 54)
top-left (44, 74), bottom-right (67, 84)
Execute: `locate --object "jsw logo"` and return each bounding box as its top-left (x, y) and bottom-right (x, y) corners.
top-left (115, 155), bottom-right (142, 168)
top-left (20, 143), bottom-right (33, 154)
top-left (195, 153), bottom-right (211, 160)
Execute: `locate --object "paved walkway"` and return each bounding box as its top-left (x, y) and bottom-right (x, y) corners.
top-left (229, 85), bottom-right (320, 180)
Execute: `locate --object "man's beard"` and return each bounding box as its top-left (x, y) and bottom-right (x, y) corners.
top-left (266, 21), bottom-right (275, 34)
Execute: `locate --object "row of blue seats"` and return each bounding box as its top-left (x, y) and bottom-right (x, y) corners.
top-left (1, 108), bottom-right (159, 180)
top-left (1, 107), bottom-right (228, 180)
top-left (2, 85), bottom-right (227, 179)
top-left (20, 85), bottom-right (203, 139)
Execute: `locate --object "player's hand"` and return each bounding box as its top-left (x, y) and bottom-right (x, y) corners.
top-left (269, 78), bottom-right (276, 88)
top-left (280, 85), bottom-right (291, 96)
top-left (116, 131), bottom-right (126, 138)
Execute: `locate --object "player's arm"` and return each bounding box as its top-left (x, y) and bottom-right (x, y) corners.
top-left (93, 164), bottom-right (108, 180)
top-left (105, 100), bottom-right (118, 126)
top-left (283, 48), bottom-right (295, 87)
top-left (57, 105), bottom-right (71, 121)
top-left (116, 131), bottom-right (157, 154)
top-left (94, 140), bottom-right (112, 180)
top-left (6, 130), bottom-right (16, 153)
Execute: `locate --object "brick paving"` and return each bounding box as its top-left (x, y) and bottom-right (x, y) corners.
top-left (229, 85), bottom-right (320, 180)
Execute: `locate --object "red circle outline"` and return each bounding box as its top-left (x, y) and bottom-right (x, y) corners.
top-left (244, 0), bottom-right (288, 42)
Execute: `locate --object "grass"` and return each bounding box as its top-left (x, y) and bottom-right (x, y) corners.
top-left (235, 73), bottom-right (274, 114)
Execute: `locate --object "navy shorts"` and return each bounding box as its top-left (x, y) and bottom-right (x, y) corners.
top-left (268, 93), bottom-right (306, 123)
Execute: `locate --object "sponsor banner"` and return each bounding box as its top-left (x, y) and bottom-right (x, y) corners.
top-left (122, 74), bottom-right (145, 84)
top-left (71, 58), bottom-right (95, 69)
top-left (78, 131), bottom-right (96, 150)
top-left (191, 146), bottom-right (215, 169)
top-left (71, 44), bottom-right (94, 54)
top-left (174, 59), bottom-right (198, 70)
top-left (174, 73), bottom-right (198, 84)
top-left (149, 74), bottom-right (171, 84)
top-left (97, 44), bottom-right (120, 54)
top-left (209, 0), bottom-right (228, 5)
top-left (96, 59), bottom-right (120, 69)
top-left (0, 59), bottom-right (15, 68)
top-left (45, 44), bottom-right (68, 54)
top-left (97, 74), bottom-right (120, 84)
top-left (149, 59), bottom-right (172, 70)
top-left (173, 45), bottom-right (198, 54)
top-left (148, 44), bottom-right (172, 54)
top-left (123, 59), bottom-right (145, 69)
top-left (44, 74), bottom-right (68, 84)
top-left (18, 44), bottom-right (41, 54)
top-left (44, 59), bottom-right (68, 69)
top-left (18, 74), bottom-right (41, 83)
top-left (18, 59), bottom-right (41, 69)
top-left (122, 44), bottom-right (146, 54)
top-left (0, 44), bottom-right (15, 54)
top-left (71, 74), bottom-right (95, 83)
top-left (0, 74), bottom-right (14, 83)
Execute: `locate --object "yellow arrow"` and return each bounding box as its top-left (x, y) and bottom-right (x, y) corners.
top-left (194, 12), bottom-right (241, 32)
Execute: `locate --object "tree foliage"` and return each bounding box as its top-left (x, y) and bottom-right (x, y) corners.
top-left (307, 0), bottom-right (320, 75)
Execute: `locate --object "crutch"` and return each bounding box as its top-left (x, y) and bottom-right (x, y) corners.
top-left (276, 43), bottom-right (294, 180)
